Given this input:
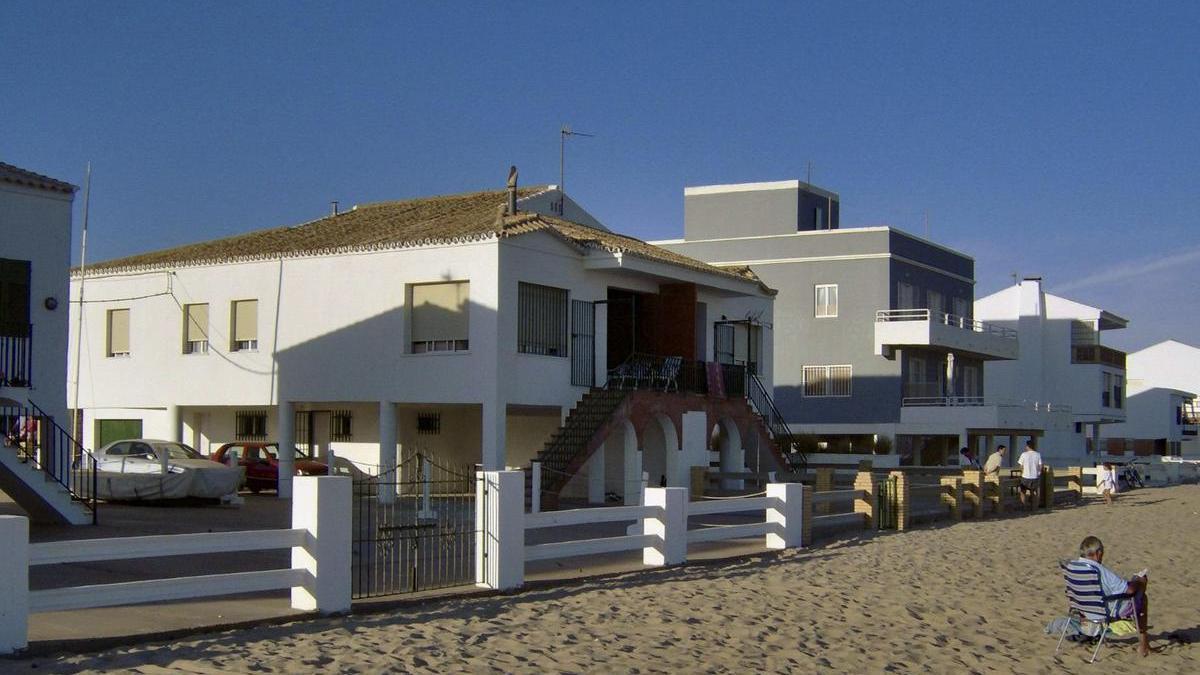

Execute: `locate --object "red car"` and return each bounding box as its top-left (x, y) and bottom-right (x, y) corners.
top-left (210, 442), bottom-right (327, 493)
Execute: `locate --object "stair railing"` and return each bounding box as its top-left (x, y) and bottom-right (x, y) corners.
top-left (1, 401), bottom-right (98, 524)
top-left (747, 373), bottom-right (806, 470)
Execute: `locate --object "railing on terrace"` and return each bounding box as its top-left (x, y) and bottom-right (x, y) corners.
top-left (1070, 343), bottom-right (1126, 369)
top-left (0, 324), bottom-right (33, 387)
top-left (901, 396), bottom-right (1072, 412)
top-left (606, 352), bottom-right (746, 398)
top-left (875, 309), bottom-right (1017, 339)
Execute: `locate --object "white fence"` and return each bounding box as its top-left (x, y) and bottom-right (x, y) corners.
top-left (477, 471), bottom-right (805, 591)
top-left (0, 476), bottom-right (350, 655)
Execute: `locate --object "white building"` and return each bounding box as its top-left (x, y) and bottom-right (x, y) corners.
top-left (1101, 340), bottom-right (1199, 457)
top-left (974, 277), bottom-right (1128, 465)
top-left (0, 161), bottom-right (91, 524)
top-left (69, 177), bottom-right (783, 500)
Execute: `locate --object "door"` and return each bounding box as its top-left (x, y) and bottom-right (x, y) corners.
top-left (95, 419), bottom-right (143, 448)
top-left (571, 300), bottom-right (595, 387)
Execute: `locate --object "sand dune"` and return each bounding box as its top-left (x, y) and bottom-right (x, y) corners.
top-left (11, 486), bottom-right (1199, 674)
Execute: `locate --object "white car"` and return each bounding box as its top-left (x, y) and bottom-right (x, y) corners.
top-left (92, 438), bottom-right (240, 500)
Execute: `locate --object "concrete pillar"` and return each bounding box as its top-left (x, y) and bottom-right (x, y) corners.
top-left (481, 400), bottom-right (506, 470)
top-left (0, 516), bottom-right (29, 654)
top-left (277, 401), bottom-right (295, 498)
top-left (643, 486), bottom-right (687, 566)
top-left (164, 405), bottom-right (182, 444)
top-left (1091, 423), bottom-right (1101, 456)
top-left (853, 461), bottom-right (876, 529)
top-left (681, 412), bottom-right (712, 490)
top-left (766, 483), bottom-right (805, 549)
top-left (290, 476), bottom-right (352, 614)
top-left (476, 470), bottom-right (524, 591)
top-left (586, 449), bottom-right (605, 504)
top-left (623, 441), bottom-right (642, 506)
top-left (378, 401), bottom-right (397, 504)
top-left (1008, 435), bottom-right (1018, 465)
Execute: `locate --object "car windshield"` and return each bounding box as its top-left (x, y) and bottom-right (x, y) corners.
top-left (153, 443), bottom-right (203, 460)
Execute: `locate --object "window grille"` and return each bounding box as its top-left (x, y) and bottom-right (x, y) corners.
top-left (332, 409), bottom-right (353, 441)
top-left (714, 323), bottom-right (735, 364)
top-left (518, 282), bottom-right (568, 356)
top-left (417, 412), bottom-right (441, 435)
top-left (803, 365), bottom-right (852, 397)
top-left (235, 410), bottom-right (268, 440)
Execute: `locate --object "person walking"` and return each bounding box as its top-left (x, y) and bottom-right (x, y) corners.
top-left (1017, 439), bottom-right (1043, 511)
top-left (983, 444), bottom-right (1005, 477)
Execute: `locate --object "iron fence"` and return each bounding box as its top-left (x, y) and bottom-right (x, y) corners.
top-left (352, 452), bottom-right (478, 598)
top-left (1, 400), bottom-right (97, 524)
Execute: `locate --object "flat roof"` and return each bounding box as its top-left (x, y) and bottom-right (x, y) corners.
top-left (684, 179), bottom-right (839, 201)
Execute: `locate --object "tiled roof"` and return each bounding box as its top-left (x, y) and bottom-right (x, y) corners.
top-left (79, 187), bottom-right (774, 294)
top-left (0, 162), bottom-right (77, 194)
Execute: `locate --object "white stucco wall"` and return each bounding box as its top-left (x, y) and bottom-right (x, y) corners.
top-left (0, 180), bottom-right (74, 423)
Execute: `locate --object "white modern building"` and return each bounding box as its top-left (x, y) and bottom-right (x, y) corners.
top-left (69, 175), bottom-right (783, 500)
top-left (0, 161), bottom-right (91, 524)
top-left (1100, 340), bottom-right (1199, 457)
top-left (974, 277), bottom-right (1128, 465)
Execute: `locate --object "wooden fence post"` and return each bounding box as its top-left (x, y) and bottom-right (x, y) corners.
top-left (814, 468), bottom-right (833, 515)
top-left (1041, 466), bottom-right (1054, 510)
top-left (853, 462), bottom-right (876, 529)
top-left (941, 476), bottom-right (963, 522)
top-left (892, 471), bottom-right (911, 531)
top-left (966, 469), bottom-right (984, 518)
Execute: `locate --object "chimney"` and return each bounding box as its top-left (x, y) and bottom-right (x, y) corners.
top-left (506, 165), bottom-right (518, 216)
top-left (330, 200), bottom-right (340, 216)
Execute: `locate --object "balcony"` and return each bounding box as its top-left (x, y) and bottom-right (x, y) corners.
top-left (1071, 344), bottom-right (1126, 369)
top-left (0, 324), bottom-right (33, 388)
top-left (900, 395), bottom-right (1073, 430)
top-left (875, 309), bottom-right (1018, 361)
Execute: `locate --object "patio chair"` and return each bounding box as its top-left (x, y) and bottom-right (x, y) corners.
top-left (653, 356), bottom-right (683, 392)
top-left (606, 355), bottom-right (653, 390)
top-left (1054, 560), bottom-right (1136, 663)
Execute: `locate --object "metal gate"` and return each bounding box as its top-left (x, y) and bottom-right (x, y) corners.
top-left (571, 299), bottom-right (595, 387)
top-left (352, 451), bottom-right (478, 598)
top-left (877, 474), bottom-right (899, 530)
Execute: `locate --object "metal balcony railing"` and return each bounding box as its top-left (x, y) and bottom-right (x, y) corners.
top-left (1070, 344), bottom-right (1127, 369)
top-left (0, 324), bottom-right (33, 387)
top-left (901, 395), bottom-right (1072, 412)
top-left (875, 309), bottom-right (1017, 339)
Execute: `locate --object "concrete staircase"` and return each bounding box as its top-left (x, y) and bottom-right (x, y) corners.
top-left (0, 403), bottom-right (95, 525)
top-left (529, 388), bottom-right (628, 510)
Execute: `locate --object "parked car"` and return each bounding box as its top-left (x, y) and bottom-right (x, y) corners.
top-left (210, 442), bottom-right (328, 493)
top-left (91, 438), bottom-right (240, 500)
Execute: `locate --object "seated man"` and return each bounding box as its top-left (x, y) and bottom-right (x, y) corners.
top-left (1076, 535), bottom-right (1151, 656)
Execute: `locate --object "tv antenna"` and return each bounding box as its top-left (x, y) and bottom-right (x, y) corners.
top-left (560, 124), bottom-right (595, 195)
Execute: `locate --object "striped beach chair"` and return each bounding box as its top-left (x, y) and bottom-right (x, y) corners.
top-left (1054, 560), bottom-right (1132, 663)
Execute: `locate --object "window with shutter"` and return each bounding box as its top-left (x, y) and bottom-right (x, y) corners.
top-left (231, 299), bottom-right (258, 351)
top-left (107, 308), bottom-right (130, 357)
top-left (410, 282), bottom-right (469, 353)
top-left (183, 303), bottom-right (209, 354)
top-left (0, 259), bottom-right (31, 338)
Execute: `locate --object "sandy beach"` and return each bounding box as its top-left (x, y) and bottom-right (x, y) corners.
top-left (8, 485), bottom-right (1198, 674)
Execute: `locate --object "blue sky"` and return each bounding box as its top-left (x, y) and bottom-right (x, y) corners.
top-left (4, 1), bottom-right (1198, 351)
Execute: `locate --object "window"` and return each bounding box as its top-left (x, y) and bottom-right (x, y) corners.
top-left (814, 284), bottom-right (838, 318)
top-left (331, 410), bottom-right (353, 442)
top-left (518, 282), bottom-right (568, 356)
top-left (952, 297), bottom-right (970, 321)
top-left (417, 412), bottom-right (441, 435)
top-left (235, 410), bottom-right (267, 440)
top-left (183, 303), bottom-right (209, 354)
top-left (814, 206), bottom-right (825, 230)
top-left (1102, 372), bottom-right (1113, 408)
top-left (961, 365), bottom-right (980, 397)
top-left (410, 281), bottom-right (469, 353)
top-left (896, 282), bottom-right (916, 310)
top-left (803, 365), bottom-right (852, 397)
top-left (926, 289), bottom-right (943, 315)
top-left (107, 308), bottom-right (130, 357)
top-left (0, 258), bottom-right (31, 337)
top-left (231, 299), bottom-right (258, 351)
top-left (1114, 374), bottom-right (1124, 409)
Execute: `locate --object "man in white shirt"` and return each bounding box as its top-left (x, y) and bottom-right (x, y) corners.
top-left (1017, 440), bottom-right (1043, 511)
top-left (1076, 535), bottom-right (1151, 657)
top-left (983, 444), bottom-right (1005, 477)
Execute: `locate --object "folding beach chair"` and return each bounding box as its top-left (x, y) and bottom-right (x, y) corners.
top-left (1055, 560), bottom-right (1134, 663)
top-left (653, 356), bottom-right (682, 392)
